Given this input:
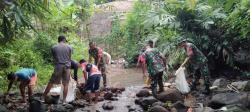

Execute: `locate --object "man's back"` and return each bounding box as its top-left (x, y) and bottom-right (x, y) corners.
top-left (15, 68), bottom-right (36, 80)
top-left (52, 43), bottom-right (72, 67)
top-left (144, 48), bottom-right (165, 75)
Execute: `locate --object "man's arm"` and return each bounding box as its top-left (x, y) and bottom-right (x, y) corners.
top-left (97, 48), bottom-right (103, 66)
top-left (181, 57), bottom-right (190, 67)
top-left (83, 71), bottom-right (87, 82)
top-left (159, 51), bottom-right (167, 67)
top-left (181, 46), bottom-right (193, 67)
top-left (88, 49), bottom-right (92, 63)
top-left (5, 81), bottom-right (13, 95)
top-left (141, 62), bottom-right (147, 78)
top-left (73, 66), bottom-right (78, 84)
top-left (137, 55), bottom-right (147, 78)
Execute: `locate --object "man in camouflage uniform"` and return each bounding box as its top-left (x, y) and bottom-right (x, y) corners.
top-left (88, 42), bottom-right (107, 87)
top-left (140, 44), bottom-right (166, 97)
top-left (179, 40), bottom-right (210, 94)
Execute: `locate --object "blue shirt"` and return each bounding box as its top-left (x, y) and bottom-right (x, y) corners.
top-left (15, 68), bottom-right (36, 80)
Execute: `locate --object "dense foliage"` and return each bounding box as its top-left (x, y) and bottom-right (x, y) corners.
top-left (106, 0), bottom-right (250, 77)
top-left (0, 0), bottom-right (90, 91)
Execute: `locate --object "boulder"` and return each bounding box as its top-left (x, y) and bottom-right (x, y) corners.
top-left (171, 101), bottom-right (188, 112)
top-left (135, 98), bottom-right (143, 105)
top-left (231, 81), bottom-right (250, 92)
top-left (209, 92), bottom-right (248, 109)
top-left (219, 104), bottom-right (249, 112)
top-left (194, 107), bottom-right (214, 112)
top-left (16, 107), bottom-right (28, 112)
top-left (44, 94), bottom-right (60, 104)
top-left (136, 89), bottom-right (151, 97)
top-left (0, 105), bottom-right (8, 112)
top-left (149, 105), bottom-right (169, 112)
top-left (104, 92), bottom-right (113, 100)
top-left (110, 87), bottom-right (126, 93)
top-left (51, 105), bottom-right (67, 112)
top-left (140, 96), bottom-right (158, 110)
top-left (126, 105), bottom-right (136, 112)
top-left (212, 78), bottom-right (227, 88)
top-left (74, 108), bottom-right (88, 112)
top-left (152, 102), bottom-right (165, 107)
top-left (74, 107), bottom-right (99, 112)
top-left (64, 104), bottom-right (74, 110)
top-left (102, 102), bottom-right (114, 110)
top-left (29, 98), bottom-right (47, 112)
top-left (69, 100), bottom-right (87, 107)
top-left (157, 89), bottom-right (183, 102)
top-left (97, 97), bottom-right (104, 102)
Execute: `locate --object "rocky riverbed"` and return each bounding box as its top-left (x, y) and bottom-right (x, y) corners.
top-left (1, 64), bottom-right (250, 112)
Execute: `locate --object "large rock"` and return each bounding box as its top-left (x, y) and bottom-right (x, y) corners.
top-left (74, 107), bottom-right (100, 112)
top-left (17, 107), bottom-right (28, 112)
top-left (50, 104), bottom-right (73, 112)
top-left (219, 104), bottom-right (249, 112)
top-left (136, 89), bottom-right (151, 97)
top-left (102, 102), bottom-right (114, 110)
top-left (149, 105), bottom-right (169, 112)
top-left (231, 81), bottom-right (250, 92)
top-left (212, 78), bottom-right (227, 88)
top-left (152, 102), bottom-right (165, 107)
top-left (104, 91), bottom-right (114, 100)
top-left (51, 105), bottom-right (67, 112)
top-left (135, 98), bottom-right (143, 105)
top-left (110, 87), bottom-right (125, 93)
top-left (140, 96), bottom-right (158, 110)
top-left (157, 89), bottom-right (183, 102)
top-left (171, 101), bottom-right (188, 112)
top-left (29, 98), bottom-right (47, 112)
top-left (194, 107), bottom-right (214, 112)
top-left (69, 100), bottom-right (87, 107)
top-left (209, 92), bottom-right (248, 109)
top-left (44, 94), bottom-right (60, 104)
top-left (0, 105), bottom-right (8, 112)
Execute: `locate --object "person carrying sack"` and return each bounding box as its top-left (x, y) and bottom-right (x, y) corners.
top-left (179, 39), bottom-right (210, 95)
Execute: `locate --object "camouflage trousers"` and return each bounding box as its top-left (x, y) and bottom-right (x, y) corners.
top-left (98, 64), bottom-right (107, 87)
top-left (192, 63), bottom-right (210, 87)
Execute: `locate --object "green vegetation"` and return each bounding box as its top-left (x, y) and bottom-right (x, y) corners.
top-left (105, 0), bottom-right (250, 77)
top-left (0, 0), bottom-right (91, 91)
top-left (1, 0), bottom-right (250, 91)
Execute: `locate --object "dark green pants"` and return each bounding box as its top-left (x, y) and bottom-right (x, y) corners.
top-left (151, 71), bottom-right (164, 97)
top-left (192, 64), bottom-right (210, 87)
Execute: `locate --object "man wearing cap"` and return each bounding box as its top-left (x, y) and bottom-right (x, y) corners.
top-left (88, 42), bottom-right (107, 87)
top-left (179, 40), bottom-right (210, 94)
top-left (43, 35), bottom-right (72, 104)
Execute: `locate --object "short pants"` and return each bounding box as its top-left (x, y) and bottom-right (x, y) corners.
top-left (49, 64), bottom-right (70, 85)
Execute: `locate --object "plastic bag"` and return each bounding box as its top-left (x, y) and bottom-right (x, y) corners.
top-left (60, 77), bottom-right (77, 102)
top-left (175, 67), bottom-right (190, 94)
